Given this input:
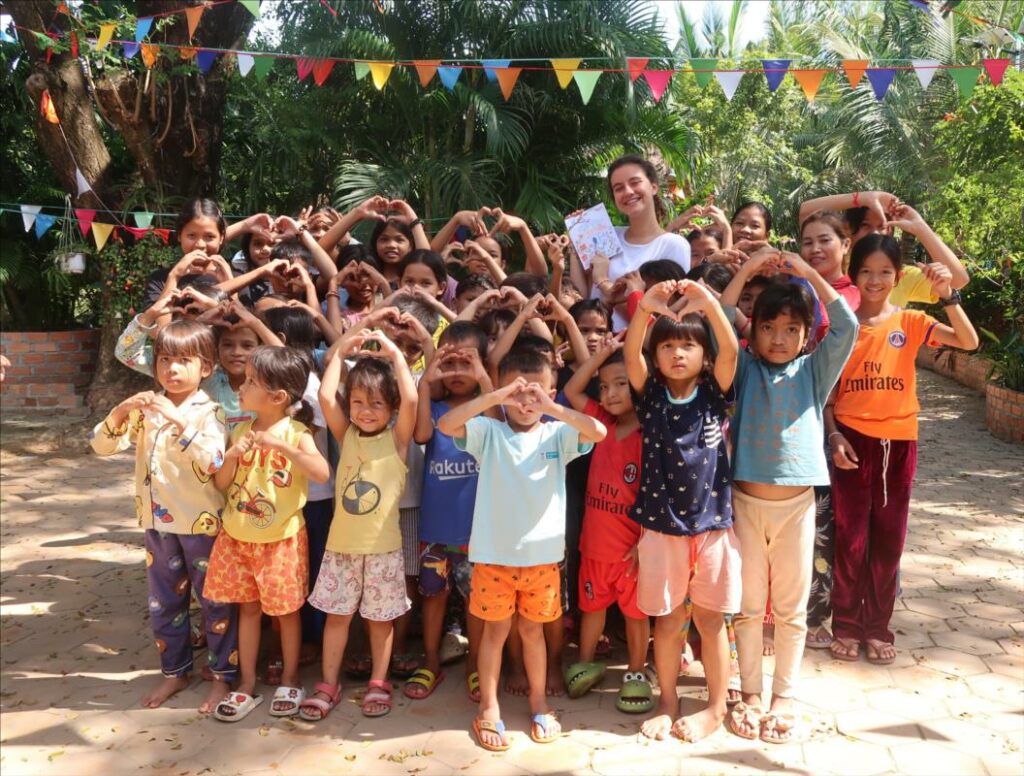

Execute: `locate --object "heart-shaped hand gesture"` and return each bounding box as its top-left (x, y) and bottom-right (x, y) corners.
top-left (356, 195), bottom-right (392, 223)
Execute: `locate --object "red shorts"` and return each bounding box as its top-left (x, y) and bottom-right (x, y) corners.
top-left (578, 555), bottom-right (645, 620)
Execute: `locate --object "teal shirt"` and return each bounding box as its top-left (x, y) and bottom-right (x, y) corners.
top-left (455, 417), bottom-right (592, 566)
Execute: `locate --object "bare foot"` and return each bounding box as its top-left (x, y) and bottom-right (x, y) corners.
top-left (640, 712), bottom-right (675, 741)
top-left (726, 688), bottom-right (742, 705)
top-left (672, 706), bottom-right (726, 742)
top-left (761, 697), bottom-right (798, 743)
top-left (504, 666), bottom-right (529, 696)
top-left (198, 679), bottom-right (230, 714)
top-left (865, 639), bottom-right (897, 665)
top-left (762, 623), bottom-right (775, 657)
top-left (141, 675), bottom-right (190, 709)
top-left (545, 663), bottom-right (566, 697)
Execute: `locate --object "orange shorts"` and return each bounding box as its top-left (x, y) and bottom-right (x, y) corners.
top-left (204, 528), bottom-right (309, 616)
top-left (469, 562), bottom-right (562, 623)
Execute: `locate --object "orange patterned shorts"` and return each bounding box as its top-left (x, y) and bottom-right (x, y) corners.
top-left (469, 562), bottom-right (562, 624)
top-left (204, 528), bottom-right (309, 616)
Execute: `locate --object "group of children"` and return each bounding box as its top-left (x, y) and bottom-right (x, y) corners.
top-left (91, 153), bottom-right (979, 749)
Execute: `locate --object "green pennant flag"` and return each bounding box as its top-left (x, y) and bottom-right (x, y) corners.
top-left (240, 0), bottom-right (261, 19)
top-left (949, 66), bottom-right (982, 99)
top-left (253, 55), bottom-right (274, 80)
top-left (573, 70), bottom-right (602, 105)
top-left (133, 211), bottom-right (154, 229)
top-left (690, 58), bottom-right (717, 89)
top-left (354, 62), bottom-right (370, 80)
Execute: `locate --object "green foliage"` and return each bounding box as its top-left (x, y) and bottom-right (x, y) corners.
top-left (100, 238), bottom-right (179, 326)
top-left (982, 329), bottom-right (1024, 392)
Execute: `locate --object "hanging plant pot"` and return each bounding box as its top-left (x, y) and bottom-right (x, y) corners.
top-left (55, 251), bottom-right (87, 274)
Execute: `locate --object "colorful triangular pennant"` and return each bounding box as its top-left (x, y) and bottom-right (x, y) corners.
top-left (179, 47), bottom-right (197, 61)
top-left (92, 222), bottom-right (114, 251)
top-left (75, 209), bottom-right (97, 236)
top-left (185, 5), bottom-right (204, 39)
top-left (313, 59), bottom-right (336, 86)
top-left (481, 59), bottom-right (510, 82)
top-left (75, 168), bottom-right (92, 196)
top-left (437, 65), bottom-right (463, 91)
top-left (296, 58), bottom-right (315, 82)
top-left (237, 52), bottom-right (255, 77)
top-left (354, 62), bottom-right (370, 80)
top-left (21, 205), bottom-right (41, 232)
top-left (135, 18), bottom-right (153, 43)
top-left (714, 70), bottom-right (744, 101)
top-left (122, 226), bottom-right (152, 240)
top-left (140, 43), bottom-right (159, 68)
top-left (122, 42), bottom-right (140, 60)
top-left (912, 59), bottom-right (940, 90)
top-left (865, 68), bottom-right (896, 100)
top-left (627, 58), bottom-right (649, 81)
top-left (253, 55), bottom-right (273, 80)
top-left (642, 69), bottom-right (672, 102)
top-left (34, 214), bottom-right (56, 239)
top-left (841, 60), bottom-right (869, 88)
top-left (40, 90), bottom-right (59, 124)
top-left (196, 50), bottom-right (217, 74)
top-left (549, 59), bottom-right (581, 89)
top-left (982, 58), bottom-right (1010, 86)
top-left (573, 70), bottom-right (601, 105)
top-left (133, 211), bottom-right (154, 229)
top-left (496, 67), bottom-right (522, 100)
top-left (413, 60), bottom-right (440, 88)
top-left (762, 59), bottom-right (790, 92)
top-left (949, 66), bottom-right (982, 99)
top-left (368, 62), bottom-right (394, 90)
top-left (690, 58), bottom-right (717, 89)
top-left (792, 69), bottom-right (827, 101)
top-left (94, 23), bottom-right (115, 52)
top-left (240, 0), bottom-right (261, 19)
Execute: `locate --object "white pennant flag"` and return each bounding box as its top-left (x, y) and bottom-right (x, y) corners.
top-left (75, 168), bottom-right (92, 195)
top-left (21, 204), bottom-right (42, 232)
top-left (912, 59), bottom-right (940, 90)
top-left (237, 53), bottom-right (255, 77)
top-left (714, 70), bottom-right (744, 101)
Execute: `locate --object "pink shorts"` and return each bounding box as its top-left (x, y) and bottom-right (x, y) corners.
top-left (578, 555), bottom-right (645, 620)
top-left (308, 549), bottom-right (411, 622)
top-left (636, 527), bottom-right (741, 616)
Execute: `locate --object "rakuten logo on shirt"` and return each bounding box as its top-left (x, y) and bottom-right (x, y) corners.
top-left (429, 459), bottom-right (480, 480)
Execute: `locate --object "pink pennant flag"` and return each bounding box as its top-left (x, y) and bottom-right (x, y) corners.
top-left (296, 58), bottom-right (315, 82)
top-left (982, 58), bottom-right (1009, 86)
top-left (627, 58), bottom-right (649, 81)
top-left (642, 69), bottom-right (673, 102)
top-left (74, 208), bottom-right (97, 237)
top-left (121, 226), bottom-right (152, 240)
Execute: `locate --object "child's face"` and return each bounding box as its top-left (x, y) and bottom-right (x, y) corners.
top-left (752, 311), bottom-right (808, 364)
top-left (470, 236), bottom-right (504, 267)
top-left (801, 222), bottom-right (848, 281)
top-left (179, 216), bottom-right (224, 256)
top-left (486, 321), bottom-right (509, 355)
top-left (690, 234), bottom-right (720, 265)
top-left (238, 364), bottom-right (280, 413)
top-left (854, 251), bottom-right (901, 303)
top-left (248, 232), bottom-right (277, 267)
top-left (376, 225), bottom-right (412, 267)
top-left (731, 207), bottom-right (768, 242)
top-left (653, 337), bottom-right (705, 384)
top-left (156, 353), bottom-right (210, 401)
top-left (598, 362), bottom-right (634, 417)
top-left (439, 339), bottom-right (480, 397)
top-left (560, 287), bottom-right (583, 309)
top-left (738, 283), bottom-right (765, 319)
top-left (218, 327), bottom-right (260, 377)
top-left (380, 323), bottom-right (424, 366)
top-left (501, 368), bottom-right (553, 428)
top-left (577, 310), bottom-right (610, 355)
top-left (454, 287), bottom-right (485, 314)
top-left (348, 387), bottom-right (393, 434)
top-left (342, 267), bottom-right (375, 304)
top-left (401, 263), bottom-right (443, 298)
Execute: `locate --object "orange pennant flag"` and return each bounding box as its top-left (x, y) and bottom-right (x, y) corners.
top-left (496, 67), bottom-right (522, 100)
top-left (141, 44), bottom-right (159, 68)
top-left (179, 47), bottom-right (198, 61)
top-left (40, 90), bottom-right (60, 124)
top-left (91, 222), bottom-right (115, 251)
top-left (549, 58), bottom-right (582, 89)
top-left (368, 62), bottom-right (394, 90)
top-left (185, 5), bottom-right (205, 40)
top-left (413, 60), bottom-right (441, 88)
top-left (842, 60), bottom-right (869, 88)
top-left (792, 69), bottom-right (827, 101)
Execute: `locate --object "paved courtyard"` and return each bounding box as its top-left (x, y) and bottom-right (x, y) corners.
top-left (1, 369), bottom-right (1022, 776)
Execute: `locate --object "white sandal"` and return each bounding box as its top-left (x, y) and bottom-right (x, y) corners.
top-left (269, 685), bottom-right (305, 717)
top-left (214, 691), bottom-right (264, 723)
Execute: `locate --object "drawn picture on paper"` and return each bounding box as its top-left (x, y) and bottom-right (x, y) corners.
top-left (565, 204), bottom-right (621, 271)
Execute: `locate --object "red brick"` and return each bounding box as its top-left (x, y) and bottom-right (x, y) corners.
top-left (56, 341), bottom-right (82, 352)
top-left (50, 331), bottom-right (76, 341)
top-left (36, 397), bottom-right (59, 407)
top-left (23, 397), bottom-right (37, 407)
top-left (1, 342), bottom-right (30, 354)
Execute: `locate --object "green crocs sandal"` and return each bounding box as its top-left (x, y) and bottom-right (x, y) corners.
top-left (565, 661), bottom-right (606, 699)
top-left (616, 671), bottom-right (654, 714)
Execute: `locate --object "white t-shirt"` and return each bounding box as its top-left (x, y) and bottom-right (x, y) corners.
top-left (602, 227), bottom-right (692, 329)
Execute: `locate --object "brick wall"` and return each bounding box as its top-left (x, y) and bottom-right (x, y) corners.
top-left (986, 383), bottom-right (1024, 444)
top-left (1, 330), bottom-right (100, 412)
top-left (916, 346), bottom-right (992, 395)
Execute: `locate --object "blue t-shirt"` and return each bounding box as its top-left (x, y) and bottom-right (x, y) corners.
top-left (728, 297), bottom-right (857, 486)
top-left (456, 416), bottom-right (592, 566)
top-left (420, 400), bottom-right (480, 546)
top-left (630, 380), bottom-right (733, 537)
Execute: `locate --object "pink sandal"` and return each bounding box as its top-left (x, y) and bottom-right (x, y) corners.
top-left (298, 682), bottom-right (342, 722)
top-left (362, 679), bottom-right (393, 717)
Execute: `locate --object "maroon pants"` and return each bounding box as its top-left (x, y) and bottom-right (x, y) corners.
top-left (831, 422), bottom-right (917, 644)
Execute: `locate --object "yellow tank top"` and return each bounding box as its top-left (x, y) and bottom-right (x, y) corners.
top-left (327, 426), bottom-right (407, 555)
top-left (221, 417), bottom-right (308, 543)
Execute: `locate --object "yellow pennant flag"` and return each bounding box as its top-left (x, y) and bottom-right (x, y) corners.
top-left (549, 58), bottom-right (581, 89)
top-left (94, 24), bottom-right (115, 52)
top-left (185, 5), bottom-right (205, 40)
top-left (141, 44), bottom-right (159, 68)
top-left (368, 62), bottom-right (394, 90)
top-left (92, 222), bottom-right (115, 251)
top-left (496, 67), bottom-right (522, 100)
top-left (792, 69), bottom-right (827, 101)
top-left (842, 60), bottom-right (869, 88)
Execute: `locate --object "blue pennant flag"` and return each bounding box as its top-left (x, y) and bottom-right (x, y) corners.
top-left (480, 59), bottom-right (511, 82)
top-left (34, 214), bottom-right (57, 239)
top-left (135, 17), bottom-right (153, 43)
top-left (122, 42), bottom-right (140, 60)
top-left (762, 59), bottom-right (791, 92)
top-left (196, 50), bottom-right (218, 74)
top-left (437, 65), bottom-right (463, 91)
top-left (866, 68), bottom-right (897, 100)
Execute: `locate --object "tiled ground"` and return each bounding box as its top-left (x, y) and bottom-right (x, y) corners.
top-left (1, 369), bottom-right (1022, 776)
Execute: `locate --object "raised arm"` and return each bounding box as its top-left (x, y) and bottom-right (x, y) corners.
top-left (676, 280), bottom-right (739, 393)
top-left (918, 264), bottom-right (979, 351)
top-left (797, 190), bottom-right (896, 229)
top-left (624, 281), bottom-right (677, 392)
top-left (529, 383), bottom-right (607, 444)
top-left (437, 377), bottom-right (525, 440)
top-left (253, 427), bottom-right (329, 484)
top-left (888, 204), bottom-right (969, 291)
top-left (564, 338), bottom-right (619, 412)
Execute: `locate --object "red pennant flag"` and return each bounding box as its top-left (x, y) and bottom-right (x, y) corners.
top-left (121, 226), bottom-right (152, 240)
top-left (74, 209), bottom-right (97, 237)
top-left (70, 31), bottom-right (78, 58)
top-left (153, 228), bottom-right (172, 245)
top-left (413, 60), bottom-right (441, 88)
top-left (982, 58), bottom-right (1010, 86)
top-left (642, 69), bottom-right (673, 102)
top-left (627, 58), bottom-right (649, 81)
top-left (312, 59), bottom-right (336, 86)
top-left (296, 58), bottom-right (315, 81)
